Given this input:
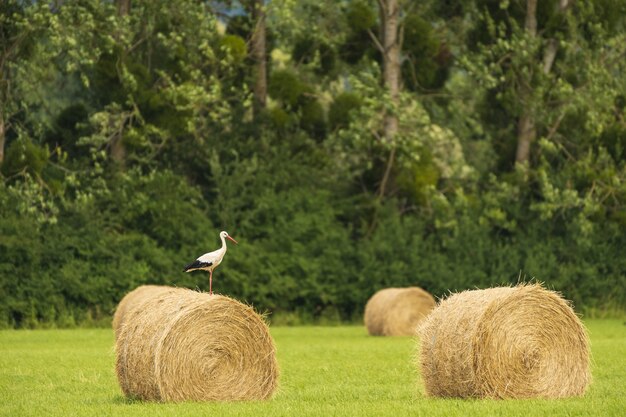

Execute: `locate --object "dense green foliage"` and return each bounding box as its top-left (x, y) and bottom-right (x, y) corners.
top-left (1, 321), bottom-right (625, 416)
top-left (0, 0), bottom-right (624, 328)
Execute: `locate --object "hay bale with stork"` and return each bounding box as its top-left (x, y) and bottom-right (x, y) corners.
top-left (112, 285), bottom-right (173, 339)
top-left (114, 286), bottom-right (279, 402)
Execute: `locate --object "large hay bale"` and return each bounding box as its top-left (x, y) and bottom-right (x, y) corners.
top-left (112, 285), bottom-right (173, 339)
top-left (364, 287), bottom-right (436, 336)
top-left (115, 287), bottom-right (279, 402)
top-left (418, 284), bottom-right (591, 399)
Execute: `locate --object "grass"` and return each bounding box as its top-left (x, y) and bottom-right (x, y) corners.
top-left (0, 320), bottom-right (625, 417)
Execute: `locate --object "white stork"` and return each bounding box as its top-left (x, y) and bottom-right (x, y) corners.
top-left (183, 230), bottom-right (238, 295)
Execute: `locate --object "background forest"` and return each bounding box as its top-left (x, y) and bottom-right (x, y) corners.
top-left (1, 0), bottom-right (624, 328)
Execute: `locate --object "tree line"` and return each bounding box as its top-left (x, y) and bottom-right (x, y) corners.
top-left (0, 0), bottom-right (624, 328)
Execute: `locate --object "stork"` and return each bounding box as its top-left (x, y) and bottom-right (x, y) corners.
top-left (183, 231), bottom-right (238, 295)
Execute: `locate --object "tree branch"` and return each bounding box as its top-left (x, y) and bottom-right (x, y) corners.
top-left (378, 146), bottom-right (396, 199)
top-left (376, 0), bottom-right (387, 15)
top-left (545, 111), bottom-right (566, 142)
top-left (367, 28), bottom-right (385, 55)
top-left (542, 39), bottom-right (558, 74)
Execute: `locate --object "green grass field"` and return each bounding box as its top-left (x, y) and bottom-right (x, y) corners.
top-left (1, 320), bottom-right (625, 417)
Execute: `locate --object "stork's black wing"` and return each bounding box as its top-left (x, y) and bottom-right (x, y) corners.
top-left (183, 260), bottom-right (213, 272)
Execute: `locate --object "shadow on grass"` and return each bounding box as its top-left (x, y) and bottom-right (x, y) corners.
top-left (111, 395), bottom-right (145, 405)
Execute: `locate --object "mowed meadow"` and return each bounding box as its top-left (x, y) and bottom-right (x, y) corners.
top-left (1, 320), bottom-right (625, 417)
top-left (1, 1), bottom-right (625, 415)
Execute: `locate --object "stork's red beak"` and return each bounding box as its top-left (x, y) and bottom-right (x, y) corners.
top-left (227, 235), bottom-right (238, 245)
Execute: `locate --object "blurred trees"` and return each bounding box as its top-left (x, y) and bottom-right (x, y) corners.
top-left (0, 0), bottom-right (43, 165)
top-left (249, 0), bottom-right (268, 116)
top-left (0, 0), bottom-right (624, 328)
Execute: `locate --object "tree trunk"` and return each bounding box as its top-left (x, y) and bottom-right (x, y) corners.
top-left (542, 39), bottom-right (558, 74)
top-left (525, 0), bottom-right (537, 36)
top-left (0, 110), bottom-right (5, 165)
top-left (251, 0), bottom-right (267, 118)
top-left (516, 113), bottom-right (536, 164)
top-left (110, 132), bottom-right (126, 164)
top-left (515, 0), bottom-right (538, 165)
top-left (378, 0), bottom-right (401, 198)
top-left (112, 0), bottom-right (130, 167)
top-left (541, 0), bottom-right (570, 74)
top-left (516, 0), bottom-right (570, 165)
top-left (116, 0), bottom-right (131, 16)
top-left (381, 0), bottom-right (400, 142)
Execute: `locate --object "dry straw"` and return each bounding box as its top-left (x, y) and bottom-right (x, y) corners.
top-left (364, 287), bottom-right (436, 336)
top-left (112, 285), bottom-right (173, 339)
top-left (418, 284), bottom-right (591, 399)
top-left (115, 286), bottom-right (279, 402)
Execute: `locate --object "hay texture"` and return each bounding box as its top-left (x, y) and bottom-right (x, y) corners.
top-left (418, 284), bottom-right (591, 399)
top-left (115, 287), bottom-right (279, 402)
top-left (364, 287), bottom-right (436, 336)
top-left (112, 285), bottom-right (173, 339)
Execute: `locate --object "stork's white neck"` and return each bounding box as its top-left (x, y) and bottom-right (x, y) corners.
top-left (220, 234), bottom-right (228, 252)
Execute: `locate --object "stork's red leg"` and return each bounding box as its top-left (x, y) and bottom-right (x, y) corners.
top-left (209, 269), bottom-right (213, 295)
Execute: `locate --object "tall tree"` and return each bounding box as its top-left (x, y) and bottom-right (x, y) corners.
top-left (377, 0), bottom-right (402, 197)
top-left (516, 0), bottom-right (570, 164)
top-left (0, 96), bottom-right (5, 165)
top-left (514, 0), bottom-right (538, 165)
top-left (380, 0), bottom-right (400, 142)
top-left (116, 0), bottom-right (131, 16)
top-left (0, 1), bottom-right (27, 165)
top-left (109, 0), bottom-right (132, 167)
top-left (250, 0), bottom-right (267, 117)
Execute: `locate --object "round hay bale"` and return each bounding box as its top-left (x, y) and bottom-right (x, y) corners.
top-left (112, 285), bottom-right (173, 339)
top-left (418, 284), bottom-right (591, 399)
top-left (364, 287), bottom-right (436, 336)
top-left (115, 287), bottom-right (279, 402)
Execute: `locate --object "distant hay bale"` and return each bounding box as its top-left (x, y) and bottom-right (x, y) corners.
top-left (112, 285), bottom-right (173, 339)
top-left (364, 287), bottom-right (436, 336)
top-left (115, 287), bottom-right (279, 402)
top-left (418, 284), bottom-right (591, 399)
